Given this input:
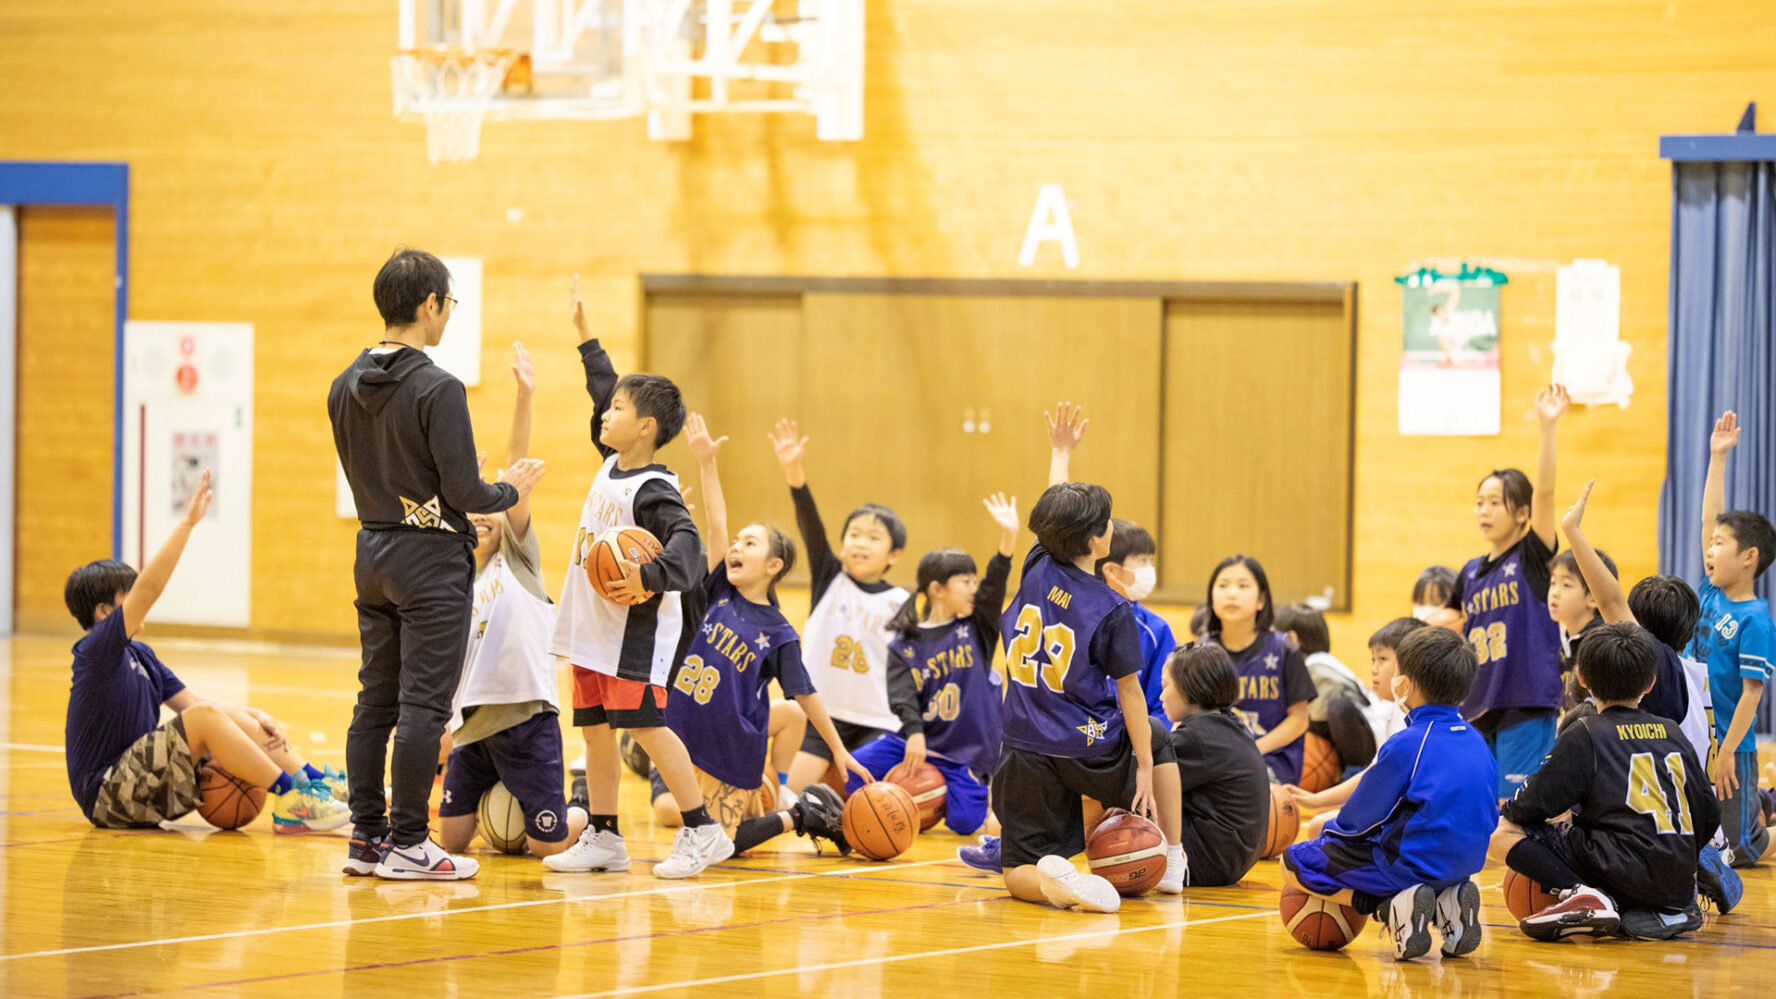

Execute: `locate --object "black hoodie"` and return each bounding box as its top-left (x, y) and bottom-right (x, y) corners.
top-left (328, 347), bottom-right (515, 542)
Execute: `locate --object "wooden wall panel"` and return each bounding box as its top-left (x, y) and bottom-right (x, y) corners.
top-left (15, 208), bottom-right (114, 635)
top-left (1, 1), bottom-right (1768, 646)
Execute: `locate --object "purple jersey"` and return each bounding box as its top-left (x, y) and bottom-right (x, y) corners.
top-left (1457, 544), bottom-right (1562, 720)
top-left (890, 622), bottom-right (1004, 777)
top-left (667, 568), bottom-right (811, 789)
top-left (1223, 629), bottom-right (1314, 785)
top-left (1000, 544), bottom-right (1143, 759)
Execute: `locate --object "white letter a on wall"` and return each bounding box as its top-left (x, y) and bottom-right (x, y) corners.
top-left (1018, 185), bottom-right (1079, 269)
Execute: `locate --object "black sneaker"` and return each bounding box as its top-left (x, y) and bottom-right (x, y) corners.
top-left (343, 831), bottom-right (389, 876)
top-left (1620, 905), bottom-right (1703, 940)
top-left (795, 784), bottom-right (850, 856)
top-left (619, 733), bottom-right (652, 778)
top-left (569, 773), bottom-right (590, 813)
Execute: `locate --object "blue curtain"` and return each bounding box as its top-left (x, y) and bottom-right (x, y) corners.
top-left (1659, 160), bottom-right (1776, 733)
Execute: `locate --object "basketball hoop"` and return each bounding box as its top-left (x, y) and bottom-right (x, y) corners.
top-left (391, 48), bottom-right (529, 164)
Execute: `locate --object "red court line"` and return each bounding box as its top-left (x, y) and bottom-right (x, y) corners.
top-left (75, 894), bottom-right (1009, 998)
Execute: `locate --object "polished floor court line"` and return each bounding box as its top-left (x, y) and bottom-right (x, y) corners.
top-left (3, 634), bottom-right (1772, 999)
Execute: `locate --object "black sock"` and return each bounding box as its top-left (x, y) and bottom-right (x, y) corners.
top-left (1506, 838), bottom-right (1582, 891)
top-left (681, 806), bottom-right (713, 829)
top-left (591, 813), bottom-right (620, 836)
top-left (734, 815), bottom-right (787, 853)
top-left (1350, 889), bottom-right (1385, 916)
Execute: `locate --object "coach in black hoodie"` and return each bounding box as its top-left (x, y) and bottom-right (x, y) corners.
top-left (328, 249), bottom-right (544, 880)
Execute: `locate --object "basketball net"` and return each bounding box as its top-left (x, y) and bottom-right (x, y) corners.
top-left (391, 49), bottom-right (521, 164)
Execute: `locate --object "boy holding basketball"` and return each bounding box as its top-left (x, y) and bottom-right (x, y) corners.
top-left (1282, 628), bottom-right (1497, 960)
top-left (547, 278), bottom-right (728, 879)
top-left (63, 472), bottom-right (348, 832)
top-left (1489, 623), bottom-right (1723, 940)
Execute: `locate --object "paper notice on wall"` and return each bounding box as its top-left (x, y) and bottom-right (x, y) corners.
top-left (1399, 282), bottom-right (1502, 436)
top-left (1553, 259), bottom-right (1632, 408)
top-left (429, 256), bottom-right (483, 386)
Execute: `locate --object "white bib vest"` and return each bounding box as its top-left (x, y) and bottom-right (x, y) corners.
top-left (800, 573), bottom-right (909, 731)
top-left (451, 553), bottom-right (558, 733)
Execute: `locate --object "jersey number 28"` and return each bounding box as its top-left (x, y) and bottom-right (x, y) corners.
top-left (673, 655), bottom-right (721, 705)
top-left (1004, 605), bottom-right (1076, 693)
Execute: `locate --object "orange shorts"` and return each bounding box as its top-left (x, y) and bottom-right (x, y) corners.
top-left (570, 667), bottom-right (667, 729)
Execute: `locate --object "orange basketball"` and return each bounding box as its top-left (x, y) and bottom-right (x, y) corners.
top-left (586, 526), bottom-right (664, 604)
top-left (1086, 809), bottom-right (1167, 896)
top-left (1501, 868), bottom-right (1558, 920)
top-left (197, 763), bottom-right (267, 830)
top-left (1261, 784), bottom-right (1299, 859)
top-left (1279, 885), bottom-right (1369, 950)
top-left (885, 761), bottom-right (946, 831)
top-left (1299, 733), bottom-right (1341, 794)
top-left (841, 781), bottom-right (919, 860)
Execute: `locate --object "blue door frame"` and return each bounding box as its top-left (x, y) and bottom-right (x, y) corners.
top-left (0, 162), bottom-right (129, 558)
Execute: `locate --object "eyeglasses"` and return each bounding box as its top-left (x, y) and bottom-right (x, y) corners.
top-left (442, 295), bottom-right (460, 309)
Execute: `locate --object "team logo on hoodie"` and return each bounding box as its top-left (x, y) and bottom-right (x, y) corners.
top-left (400, 495), bottom-right (452, 531)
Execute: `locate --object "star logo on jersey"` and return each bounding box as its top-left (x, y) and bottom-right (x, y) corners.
top-left (399, 495), bottom-right (452, 531)
top-left (1264, 654), bottom-right (1279, 670)
top-left (755, 632), bottom-right (772, 650)
top-left (1077, 717), bottom-right (1108, 747)
top-left (954, 624), bottom-right (970, 641)
top-left (1503, 563), bottom-right (1518, 577)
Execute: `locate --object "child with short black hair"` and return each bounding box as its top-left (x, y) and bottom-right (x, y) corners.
top-left (1283, 627), bottom-right (1497, 961)
top-left (1160, 642), bottom-right (1270, 886)
top-left (1206, 556), bottom-right (1313, 784)
top-left (1491, 622), bottom-right (1725, 940)
top-left (1689, 411), bottom-right (1774, 868)
top-left (1098, 519), bottom-right (1175, 718)
top-left (547, 279), bottom-right (724, 880)
top-left (768, 418), bottom-right (910, 794)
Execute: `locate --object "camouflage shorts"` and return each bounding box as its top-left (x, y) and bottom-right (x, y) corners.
top-left (697, 767), bottom-right (777, 839)
top-left (90, 716), bottom-right (201, 828)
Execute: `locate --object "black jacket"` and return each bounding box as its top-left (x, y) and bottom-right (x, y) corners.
top-left (328, 346), bottom-right (515, 542)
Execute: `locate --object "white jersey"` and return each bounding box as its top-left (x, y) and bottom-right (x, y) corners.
top-left (1679, 655), bottom-right (1714, 767)
top-left (800, 573), bottom-right (909, 731)
top-left (551, 454), bottom-right (684, 686)
top-left (451, 550), bottom-right (558, 734)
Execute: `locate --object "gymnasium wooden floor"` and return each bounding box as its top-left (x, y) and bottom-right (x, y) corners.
top-left (1, 634), bottom-right (1770, 999)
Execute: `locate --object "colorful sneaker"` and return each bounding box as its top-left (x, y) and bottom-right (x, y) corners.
top-left (543, 828), bottom-right (631, 873)
top-left (653, 822), bottom-right (736, 879)
top-left (795, 784), bottom-right (850, 855)
top-left (1434, 880), bottom-right (1483, 957)
top-left (1381, 885), bottom-right (1436, 960)
top-left (272, 778), bottom-right (352, 833)
top-left (342, 832), bottom-right (388, 876)
top-left (1035, 855), bottom-right (1121, 913)
top-left (958, 835), bottom-right (1002, 873)
top-left (375, 837), bottom-right (479, 881)
top-left (1620, 904), bottom-right (1703, 940)
top-left (1157, 846), bottom-right (1186, 894)
top-left (316, 766), bottom-right (350, 802)
top-left (1697, 844), bottom-right (1743, 914)
top-left (1521, 885), bottom-right (1620, 941)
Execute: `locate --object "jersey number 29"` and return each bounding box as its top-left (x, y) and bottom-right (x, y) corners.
top-left (1004, 605), bottom-right (1076, 693)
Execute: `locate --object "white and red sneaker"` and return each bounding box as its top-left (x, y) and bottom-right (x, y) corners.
top-left (1520, 885), bottom-right (1619, 941)
top-left (374, 837), bottom-right (480, 881)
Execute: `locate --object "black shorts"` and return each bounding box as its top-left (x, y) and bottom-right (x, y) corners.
top-left (993, 717), bottom-right (1176, 869)
top-left (438, 712), bottom-right (572, 843)
top-left (1517, 820), bottom-right (1692, 912)
top-left (798, 717), bottom-right (890, 761)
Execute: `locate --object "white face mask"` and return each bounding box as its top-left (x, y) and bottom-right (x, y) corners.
top-left (1411, 604), bottom-right (1440, 622)
top-left (1125, 566), bottom-right (1158, 602)
top-left (1390, 673), bottom-right (1411, 704)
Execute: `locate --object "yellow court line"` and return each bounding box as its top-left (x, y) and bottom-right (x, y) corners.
top-left (554, 909), bottom-right (1280, 998)
top-left (0, 858), bottom-right (958, 962)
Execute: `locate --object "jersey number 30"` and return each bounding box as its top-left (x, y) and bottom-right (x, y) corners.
top-left (1625, 751), bottom-right (1695, 836)
top-left (1004, 605), bottom-right (1076, 693)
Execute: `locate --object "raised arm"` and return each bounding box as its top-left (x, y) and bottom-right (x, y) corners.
top-left (772, 419), bottom-right (841, 596)
top-left (506, 341), bottom-right (536, 540)
top-left (1702, 410), bottom-right (1739, 557)
top-left (971, 492), bottom-right (1019, 641)
top-left (1045, 401), bottom-right (1089, 487)
top-left (571, 276), bottom-right (618, 458)
top-left (684, 413), bottom-right (730, 573)
top-left (119, 471), bottom-right (213, 637)
top-left (1529, 384), bottom-right (1569, 548)
top-left (1560, 480), bottom-right (1631, 624)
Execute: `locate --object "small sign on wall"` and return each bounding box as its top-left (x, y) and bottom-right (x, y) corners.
top-left (1398, 276), bottom-right (1504, 436)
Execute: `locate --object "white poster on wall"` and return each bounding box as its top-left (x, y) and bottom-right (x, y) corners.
top-left (1553, 259), bottom-right (1632, 408)
top-left (122, 322), bottom-right (254, 627)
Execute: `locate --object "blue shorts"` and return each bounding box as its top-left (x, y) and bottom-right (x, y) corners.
top-left (1720, 750), bottom-right (1771, 867)
top-left (845, 734), bottom-right (989, 837)
top-left (439, 711), bottom-right (572, 843)
top-left (1283, 836), bottom-right (1418, 902)
top-left (1485, 713), bottom-right (1556, 799)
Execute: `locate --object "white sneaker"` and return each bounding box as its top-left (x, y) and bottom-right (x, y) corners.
top-left (1036, 855), bottom-right (1121, 913)
top-left (569, 754), bottom-right (587, 776)
top-left (1158, 845), bottom-right (1186, 894)
top-left (653, 823), bottom-right (736, 879)
top-left (777, 782), bottom-right (797, 812)
top-left (374, 837), bottom-right (480, 881)
top-left (542, 828), bottom-right (631, 873)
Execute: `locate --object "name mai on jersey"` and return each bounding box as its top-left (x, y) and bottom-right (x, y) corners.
top-left (1465, 580), bottom-right (1521, 617)
top-left (702, 616), bottom-right (764, 674)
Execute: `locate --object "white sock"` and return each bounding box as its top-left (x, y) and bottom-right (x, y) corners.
top-left (1167, 843), bottom-right (1183, 864)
